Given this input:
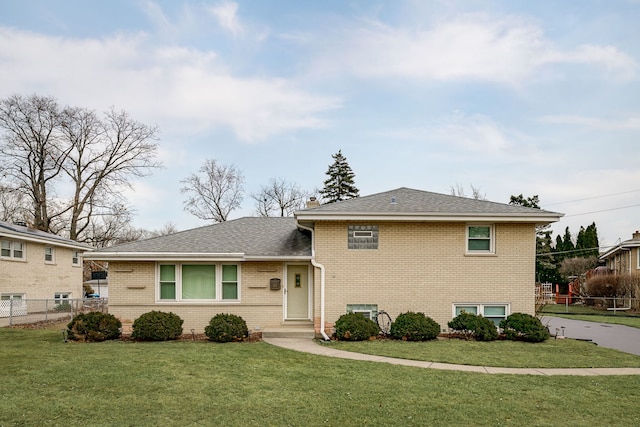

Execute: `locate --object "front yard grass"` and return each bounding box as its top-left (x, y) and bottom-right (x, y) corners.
top-left (327, 337), bottom-right (640, 368)
top-left (541, 304), bottom-right (640, 329)
top-left (2, 328), bottom-right (640, 426)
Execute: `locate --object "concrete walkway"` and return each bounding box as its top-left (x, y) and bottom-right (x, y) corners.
top-left (262, 337), bottom-right (640, 376)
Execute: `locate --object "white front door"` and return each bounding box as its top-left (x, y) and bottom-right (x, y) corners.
top-left (285, 265), bottom-right (309, 319)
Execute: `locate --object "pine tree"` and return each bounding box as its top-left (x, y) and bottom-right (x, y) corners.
top-left (576, 222), bottom-right (599, 258)
top-left (320, 150), bottom-right (359, 204)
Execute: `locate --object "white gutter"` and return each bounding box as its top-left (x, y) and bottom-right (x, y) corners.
top-left (296, 222), bottom-right (330, 341)
top-left (295, 212), bottom-right (563, 223)
top-left (82, 252), bottom-right (245, 261)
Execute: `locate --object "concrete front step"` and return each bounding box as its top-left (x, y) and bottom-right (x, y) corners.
top-left (262, 326), bottom-right (315, 339)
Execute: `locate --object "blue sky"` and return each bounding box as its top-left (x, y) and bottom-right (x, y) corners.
top-left (1, 0), bottom-right (639, 247)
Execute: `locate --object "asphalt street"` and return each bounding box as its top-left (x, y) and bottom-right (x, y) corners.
top-left (542, 316), bottom-right (640, 356)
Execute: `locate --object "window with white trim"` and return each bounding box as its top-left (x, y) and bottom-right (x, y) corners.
top-left (158, 263), bottom-right (239, 302)
top-left (45, 247), bottom-right (55, 264)
top-left (72, 251), bottom-right (80, 266)
top-left (54, 292), bottom-right (71, 303)
top-left (1, 240), bottom-right (25, 260)
top-left (454, 304), bottom-right (508, 327)
top-left (466, 225), bottom-right (494, 254)
top-left (346, 304), bottom-right (378, 320)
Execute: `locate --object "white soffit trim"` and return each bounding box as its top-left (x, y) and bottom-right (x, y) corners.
top-left (0, 231), bottom-right (92, 251)
top-left (295, 212), bottom-right (563, 223)
top-left (82, 252), bottom-right (245, 261)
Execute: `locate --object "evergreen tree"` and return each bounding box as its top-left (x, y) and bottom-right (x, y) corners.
top-left (320, 150), bottom-right (359, 203)
top-left (576, 222), bottom-right (599, 258)
top-left (555, 227), bottom-right (575, 263)
top-left (509, 193), bottom-right (552, 282)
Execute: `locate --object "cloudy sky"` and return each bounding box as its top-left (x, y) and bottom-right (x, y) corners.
top-left (1, 0), bottom-right (639, 248)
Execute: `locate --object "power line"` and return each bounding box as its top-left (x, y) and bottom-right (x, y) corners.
top-left (536, 247), bottom-right (601, 257)
top-left (563, 203), bottom-right (640, 217)
top-left (544, 189), bottom-right (640, 207)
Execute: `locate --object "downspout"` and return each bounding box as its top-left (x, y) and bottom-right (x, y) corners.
top-left (297, 222), bottom-right (330, 341)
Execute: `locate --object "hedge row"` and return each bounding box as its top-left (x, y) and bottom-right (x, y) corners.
top-left (333, 311), bottom-right (550, 343)
top-left (66, 311), bottom-right (248, 343)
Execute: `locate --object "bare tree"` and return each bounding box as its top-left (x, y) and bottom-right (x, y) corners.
top-left (0, 94), bottom-right (162, 245)
top-left (181, 159), bottom-right (244, 222)
top-left (449, 183), bottom-right (486, 200)
top-left (0, 184), bottom-right (30, 223)
top-left (251, 178), bottom-right (306, 217)
top-left (0, 94), bottom-right (70, 231)
top-left (140, 222), bottom-right (179, 239)
top-left (59, 106), bottom-right (161, 241)
top-left (83, 202), bottom-right (142, 248)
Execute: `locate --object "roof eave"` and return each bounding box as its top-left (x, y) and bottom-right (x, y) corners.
top-left (83, 252), bottom-right (246, 261)
top-left (1, 230), bottom-right (93, 251)
top-left (599, 242), bottom-right (640, 260)
top-left (83, 252), bottom-right (312, 262)
top-left (294, 212), bottom-right (563, 223)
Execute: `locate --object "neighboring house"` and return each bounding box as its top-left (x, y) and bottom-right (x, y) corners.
top-left (83, 188), bottom-right (562, 337)
top-left (599, 231), bottom-right (640, 275)
top-left (1, 221), bottom-right (91, 316)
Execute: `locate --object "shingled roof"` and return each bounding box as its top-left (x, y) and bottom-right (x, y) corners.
top-left (86, 217), bottom-right (311, 260)
top-left (0, 220), bottom-right (92, 250)
top-left (296, 187), bottom-right (562, 223)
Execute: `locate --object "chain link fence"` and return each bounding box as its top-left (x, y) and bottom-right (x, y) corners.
top-left (0, 298), bottom-right (108, 326)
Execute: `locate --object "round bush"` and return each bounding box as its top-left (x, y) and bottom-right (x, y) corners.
top-left (448, 311), bottom-right (498, 341)
top-left (67, 312), bottom-right (122, 342)
top-left (131, 311), bottom-right (184, 341)
top-left (205, 313), bottom-right (248, 342)
top-left (390, 311), bottom-right (440, 341)
top-left (499, 313), bottom-right (550, 343)
top-left (333, 312), bottom-right (379, 341)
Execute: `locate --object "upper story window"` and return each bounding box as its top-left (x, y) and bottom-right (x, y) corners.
top-left (466, 225), bottom-right (495, 254)
top-left (348, 225), bottom-right (379, 249)
top-left (158, 263), bottom-right (240, 302)
top-left (72, 251), bottom-right (80, 266)
top-left (45, 247), bottom-right (55, 264)
top-left (1, 240), bottom-right (25, 260)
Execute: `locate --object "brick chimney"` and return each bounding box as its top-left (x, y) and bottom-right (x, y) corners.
top-left (633, 231), bottom-right (640, 241)
top-left (306, 197), bottom-right (320, 209)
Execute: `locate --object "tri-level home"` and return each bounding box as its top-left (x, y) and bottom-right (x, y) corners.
top-left (599, 231), bottom-right (640, 275)
top-left (83, 188), bottom-right (562, 337)
top-left (1, 221), bottom-right (91, 316)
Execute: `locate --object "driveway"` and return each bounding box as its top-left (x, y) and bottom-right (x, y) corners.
top-left (542, 316), bottom-right (640, 356)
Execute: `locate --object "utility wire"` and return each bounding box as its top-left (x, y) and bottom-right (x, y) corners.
top-left (563, 203), bottom-right (640, 217)
top-left (544, 189), bottom-right (640, 207)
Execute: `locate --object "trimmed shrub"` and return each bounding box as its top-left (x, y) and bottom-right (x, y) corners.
top-left (448, 311), bottom-right (498, 341)
top-left (390, 311), bottom-right (440, 341)
top-left (67, 312), bottom-right (122, 342)
top-left (205, 313), bottom-right (248, 343)
top-left (500, 313), bottom-right (550, 343)
top-left (334, 312), bottom-right (379, 341)
top-left (131, 311), bottom-right (184, 341)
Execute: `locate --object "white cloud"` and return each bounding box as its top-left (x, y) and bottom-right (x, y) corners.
top-left (0, 27), bottom-right (340, 142)
top-left (312, 13), bottom-right (637, 84)
top-left (208, 1), bottom-right (244, 38)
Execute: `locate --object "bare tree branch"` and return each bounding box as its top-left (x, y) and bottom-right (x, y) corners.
top-left (251, 177), bottom-right (306, 217)
top-left (181, 159), bottom-right (244, 222)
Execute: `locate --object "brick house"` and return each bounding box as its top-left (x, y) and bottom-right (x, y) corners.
top-left (84, 188), bottom-right (562, 337)
top-left (1, 221), bottom-right (91, 316)
top-left (599, 231), bottom-right (640, 275)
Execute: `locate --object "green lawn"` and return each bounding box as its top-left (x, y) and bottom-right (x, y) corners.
top-left (327, 337), bottom-right (640, 368)
top-left (2, 328), bottom-right (640, 426)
